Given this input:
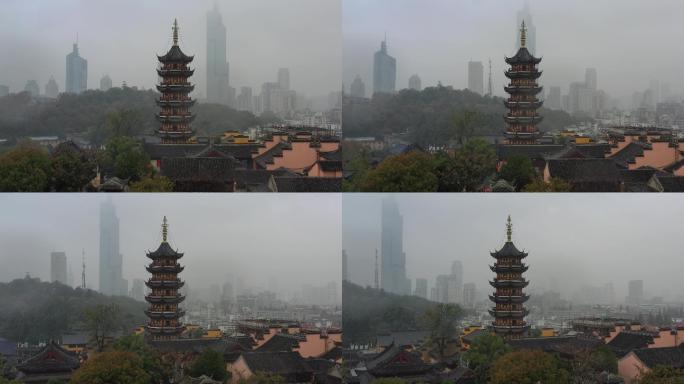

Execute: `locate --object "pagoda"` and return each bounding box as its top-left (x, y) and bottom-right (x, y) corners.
top-left (488, 215), bottom-right (530, 340)
top-left (504, 21), bottom-right (543, 144)
top-left (156, 19), bottom-right (195, 144)
top-left (145, 216), bottom-right (186, 340)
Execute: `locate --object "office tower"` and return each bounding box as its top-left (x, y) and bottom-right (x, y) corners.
top-left (100, 75), bottom-right (112, 91)
top-left (0, 85), bottom-right (8, 97)
top-left (516, 3), bottom-right (536, 55)
top-left (130, 279), bottom-right (145, 302)
top-left (24, 80), bottom-right (40, 97)
top-left (66, 42), bottom-right (87, 94)
top-left (380, 198), bottom-right (410, 295)
top-left (467, 61), bottom-right (484, 95)
top-left (463, 283), bottom-right (476, 309)
top-left (206, 4), bottom-right (230, 105)
top-left (585, 68), bottom-right (597, 90)
top-left (451, 261), bottom-right (463, 287)
top-left (99, 199), bottom-right (123, 296)
top-left (50, 252), bottom-right (67, 284)
top-left (342, 250), bottom-right (348, 282)
top-left (373, 39), bottom-right (396, 94)
top-left (547, 86), bottom-right (561, 110)
top-left (45, 76), bottom-right (59, 98)
top-left (627, 280), bottom-right (644, 305)
top-left (350, 75), bottom-right (365, 98)
top-left (408, 74), bottom-right (422, 91)
top-left (278, 68), bottom-right (290, 91)
top-left (414, 278), bottom-right (428, 299)
top-left (237, 86), bottom-right (253, 112)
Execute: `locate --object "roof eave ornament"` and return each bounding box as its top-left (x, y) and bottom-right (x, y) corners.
top-left (162, 216), bottom-right (169, 242)
top-left (520, 21), bottom-right (527, 49)
top-left (173, 19), bottom-right (179, 46)
top-left (506, 215), bottom-right (513, 242)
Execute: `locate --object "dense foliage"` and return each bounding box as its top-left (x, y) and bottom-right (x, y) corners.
top-left (636, 365), bottom-right (684, 383)
top-left (70, 351), bottom-right (150, 384)
top-left (0, 277), bottom-right (147, 343)
top-left (462, 333), bottom-right (512, 383)
top-left (111, 334), bottom-right (173, 383)
top-left (342, 281), bottom-right (440, 346)
top-left (188, 349), bottom-right (229, 381)
top-left (489, 349), bottom-right (570, 384)
top-left (343, 86), bottom-right (575, 146)
top-left (423, 303), bottom-right (462, 357)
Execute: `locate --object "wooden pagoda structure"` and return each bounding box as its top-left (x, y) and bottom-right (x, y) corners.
top-left (156, 19), bottom-right (195, 144)
top-left (489, 215), bottom-right (530, 340)
top-left (504, 21), bottom-right (543, 144)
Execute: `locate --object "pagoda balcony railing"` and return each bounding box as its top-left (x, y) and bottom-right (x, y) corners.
top-left (491, 324), bottom-right (530, 332)
top-left (488, 308), bottom-right (529, 318)
top-left (490, 280), bottom-right (529, 288)
top-left (157, 68), bottom-right (194, 77)
top-left (145, 309), bottom-right (186, 319)
top-left (145, 294), bottom-right (185, 304)
top-left (156, 114), bottom-right (196, 123)
top-left (504, 115), bottom-right (543, 124)
top-left (146, 265), bottom-right (184, 273)
top-left (503, 100), bottom-right (543, 109)
top-left (145, 279), bottom-right (184, 289)
top-left (157, 129), bottom-right (194, 137)
top-left (504, 86), bottom-right (543, 95)
top-left (489, 294), bottom-right (529, 304)
top-left (490, 264), bottom-right (528, 273)
top-left (145, 325), bottom-right (185, 334)
top-left (504, 130), bottom-right (542, 138)
top-left (505, 70), bottom-right (542, 80)
top-left (156, 99), bottom-right (196, 107)
top-left (156, 84), bottom-right (195, 92)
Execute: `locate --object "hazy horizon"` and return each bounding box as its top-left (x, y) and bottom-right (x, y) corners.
top-left (1, 0), bottom-right (341, 99)
top-left (0, 194), bottom-right (341, 300)
top-left (344, 0), bottom-right (684, 103)
top-left (343, 194), bottom-right (684, 303)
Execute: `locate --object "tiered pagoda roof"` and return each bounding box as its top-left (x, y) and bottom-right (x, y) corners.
top-left (503, 21), bottom-right (543, 145)
top-left (489, 216), bottom-right (530, 340)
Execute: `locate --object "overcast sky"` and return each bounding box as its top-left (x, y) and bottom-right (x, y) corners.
top-left (0, 0), bottom-right (341, 98)
top-left (344, 0), bottom-right (684, 101)
top-left (0, 194), bottom-right (341, 298)
top-left (343, 194), bottom-right (684, 302)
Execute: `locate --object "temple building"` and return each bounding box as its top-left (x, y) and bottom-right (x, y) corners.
top-left (145, 216), bottom-right (186, 341)
top-left (489, 216), bottom-right (530, 340)
top-left (156, 19), bottom-right (196, 144)
top-left (504, 21), bottom-right (543, 144)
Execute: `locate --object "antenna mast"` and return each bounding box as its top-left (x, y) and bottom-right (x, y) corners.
top-left (81, 249), bottom-right (86, 289)
top-left (374, 249), bottom-right (379, 289)
top-left (487, 58), bottom-right (493, 96)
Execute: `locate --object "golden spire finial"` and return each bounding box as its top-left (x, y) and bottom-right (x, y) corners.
top-left (506, 215), bottom-right (513, 242)
top-left (162, 216), bottom-right (169, 242)
top-left (173, 19), bottom-right (179, 46)
top-left (520, 21), bottom-right (527, 48)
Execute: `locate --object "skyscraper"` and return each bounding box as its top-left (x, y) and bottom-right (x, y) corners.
top-left (547, 86), bottom-right (562, 110)
top-left (373, 39), bottom-right (396, 95)
top-left (627, 280), bottom-right (644, 305)
top-left (50, 252), bottom-right (67, 285)
top-left (24, 80), bottom-right (39, 97)
top-left (45, 76), bottom-right (59, 98)
top-left (99, 199), bottom-right (123, 296)
top-left (278, 68), bottom-right (290, 91)
top-left (206, 4), bottom-right (230, 105)
top-left (463, 282), bottom-right (476, 309)
top-left (66, 42), bottom-right (87, 94)
top-left (380, 198), bottom-right (410, 295)
top-left (350, 75), bottom-right (365, 98)
top-left (100, 75), bottom-right (112, 91)
top-left (408, 74), bottom-right (422, 91)
top-left (414, 278), bottom-right (428, 299)
top-left (467, 61), bottom-right (484, 95)
top-left (342, 250), bottom-right (348, 282)
top-left (585, 68), bottom-right (597, 90)
top-left (516, 4), bottom-right (536, 55)
top-left (237, 86), bottom-right (253, 112)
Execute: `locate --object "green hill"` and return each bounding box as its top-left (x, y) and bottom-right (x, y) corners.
top-left (0, 277), bottom-right (147, 343)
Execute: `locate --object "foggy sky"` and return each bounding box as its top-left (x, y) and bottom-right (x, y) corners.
top-left (343, 194), bottom-right (684, 302)
top-left (0, 194), bottom-right (341, 298)
top-left (0, 0), bottom-right (341, 98)
top-left (344, 0), bottom-right (684, 101)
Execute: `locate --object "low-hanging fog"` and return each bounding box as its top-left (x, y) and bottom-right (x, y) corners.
top-left (0, 194), bottom-right (341, 301)
top-left (344, 0), bottom-right (684, 102)
top-left (343, 194), bottom-right (684, 303)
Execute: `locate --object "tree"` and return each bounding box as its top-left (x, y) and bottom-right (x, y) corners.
top-left (360, 151), bottom-right (439, 192)
top-left (105, 109), bottom-right (144, 138)
top-left (423, 303), bottom-right (462, 358)
top-left (129, 176), bottom-right (174, 192)
top-left (85, 304), bottom-right (121, 352)
top-left (50, 143), bottom-right (96, 192)
top-left (463, 332), bottom-right (512, 384)
top-left (0, 144), bottom-right (52, 192)
top-left (71, 351), bottom-right (150, 384)
top-left (437, 139), bottom-right (497, 191)
top-left (112, 334), bottom-right (172, 384)
top-left (0, 354), bottom-right (21, 384)
top-left (101, 136), bottom-right (150, 181)
top-left (188, 349), bottom-right (229, 382)
top-left (498, 154), bottom-right (536, 190)
top-left (522, 177), bottom-right (572, 192)
top-left (635, 365), bottom-right (684, 383)
top-left (489, 349), bottom-right (570, 384)
top-left (452, 109), bottom-right (481, 145)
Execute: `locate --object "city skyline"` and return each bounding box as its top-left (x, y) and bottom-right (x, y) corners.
top-left (0, 194), bottom-right (341, 300)
top-left (342, 194), bottom-right (684, 302)
top-left (0, 0), bottom-right (341, 99)
top-left (343, 0), bottom-right (684, 102)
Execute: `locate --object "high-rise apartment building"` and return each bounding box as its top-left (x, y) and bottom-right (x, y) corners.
top-left (467, 61), bottom-right (484, 95)
top-left (51, 252), bottom-right (67, 285)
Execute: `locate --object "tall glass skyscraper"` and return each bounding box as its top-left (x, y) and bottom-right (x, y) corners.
top-left (206, 4), bottom-right (231, 105)
top-left (381, 198), bottom-right (410, 295)
top-left (99, 199), bottom-right (123, 296)
top-left (65, 43), bottom-right (87, 94)
top-left (373, 39), bottom-right (396, 95)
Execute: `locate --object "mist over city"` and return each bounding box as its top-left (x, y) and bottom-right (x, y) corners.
top-left (344, 0), bottom-right (684, 105)
top-left (0, 194), bottom-right (341, 304)
top-left (343, 193), bottom-right (684, 304)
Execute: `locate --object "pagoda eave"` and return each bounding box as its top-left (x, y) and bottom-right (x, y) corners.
top-left (488, 309), bottom-right (529, 318)
top-left (490, 324), bottom-right (530, 333)
top-left (145, 295), bottom-right (185, 304)
top-left (504, 70), bottom-right (542, 79)
top-left (156, 114), bottom-right (196, 123)
top-left (145, 325), bottom-right (186, 334)
top-left (504, 86), bottom-right (543, 95)
top-left (157, 69), bottom-right (194, 77)
top-left (146, 265), bottom-right (185, 273)
top-left (156, 99), bottom-right (196, 108)
top-left (504, 100), bottom-right (543, 109)
top-left (489, 294), bottom-right (530, 304)
top-left (504, 115), bottom-right (543, 124)
top-left (145, 310), bottom-right (186, 319)
top-left (145, 280), bottom-right (185, 289)
top-left (156, 84), bottom-right (195, 92)
top-left (490, 280), bottom-right (529, 288)
top-left (489, 264), bottom-right (528, 273)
